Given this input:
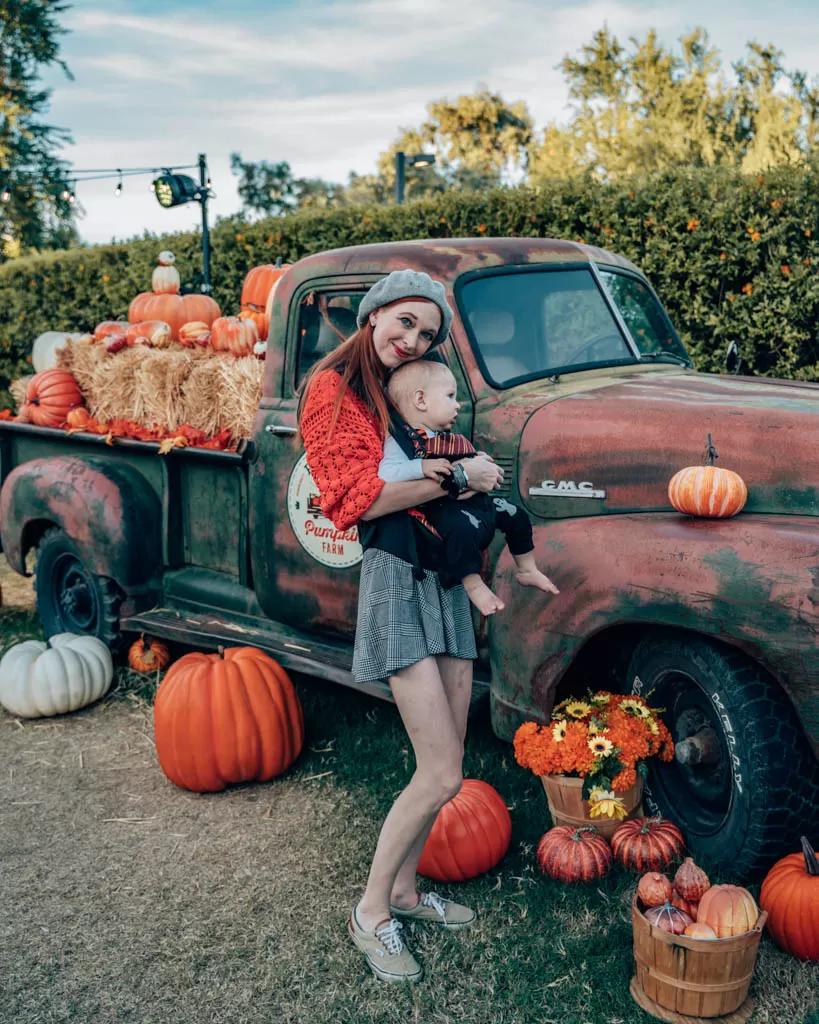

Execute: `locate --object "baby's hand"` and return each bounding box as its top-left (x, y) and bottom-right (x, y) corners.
top-left (422, 458), bottom-right (452, 482)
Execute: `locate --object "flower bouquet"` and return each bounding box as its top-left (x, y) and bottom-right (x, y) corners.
top-left (514, 691), bottom-right (675, 837)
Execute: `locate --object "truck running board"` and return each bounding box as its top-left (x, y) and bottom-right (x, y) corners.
top-left (122, 607), bottom-right (490, 712)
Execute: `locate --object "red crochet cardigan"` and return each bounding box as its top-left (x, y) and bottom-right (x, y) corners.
top-left (300, 370), bottom-right (385, 530)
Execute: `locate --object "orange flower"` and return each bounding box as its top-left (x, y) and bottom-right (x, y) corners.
top-left (477, 223), bottom-right (487, 234)
top-left (719, 252), bottom-right (726, 260)
top-left (728, 295), bottom-right (735, 302)
top-left (750, 230), bottom-right (761, 242)
top-left (687, 219), bottom-right (700, 231)
top-left (781, 265), bottom-right (790, 275)
top-left (805, 228), bottom-right (812, 237)
top-left (771, 199), bottom-right (781, 209)
top-left (804, 258), bottom-right (811, 266)
top-left (741, 283), bottom-right (753, 295)
top-left (611, 768), bottom-right (637, 792)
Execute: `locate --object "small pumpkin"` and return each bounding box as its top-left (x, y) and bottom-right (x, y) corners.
top-left (638, 872), bottom-right (673, 907)
top-left (668, 434), bottom-right (748, 518)
top-left (611, 815), bottom-right (685, 873)
top-left (684, 921), bottom-right (718, 939)
top-left (104, 332), bottom-right (128, 354)
top-left (65, 407), bottom-right (91, 431)
top-left (126, 320), bottom-right (172, 348)
top-left (671, 888), bottom-right (699, 920)
top-left (153, 646), bottom-right (304, 792)
top-left (178, 321), bottom-right (212, 348)
top-left (644, 900), bottom-right (693, 934)
top-left (0, 633), bottom-right (114, 717)
top-left (417, 779), bottom-right (511, 882)
top-left (93, 320), bottom-right (129, 343)
top-left (697, 883), bottom-right (758, 938)
top-left (760, 836), bottom-right (819, 961)
top-left (211, 316), bottom-right (258, 357)
top-left (239, 262), bottom-right (290, 341)
top-left (152, 251), bottom-right (180, 294)
top-left (674, 857), bottom-right (710, 902)
top-left (537, 825), bottom-right (613, 882)
top-left (21, 369), bottom-right (83, 427)
top-left (128, 634), bottom-right (171, 674)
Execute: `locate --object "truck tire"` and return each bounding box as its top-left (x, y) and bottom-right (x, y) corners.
top-left (627, 631), bottom-right (819, 879)
top-left (34, 527), bottom-right (124, 653)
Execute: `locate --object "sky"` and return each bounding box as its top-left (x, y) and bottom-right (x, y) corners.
top-left (41, 0), bottom-right (819, 244)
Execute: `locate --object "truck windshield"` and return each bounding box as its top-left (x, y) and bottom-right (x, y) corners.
top-left (597, 269), bottom-right (690, 364)
top-left (459, 266), bottom-right (689, 386)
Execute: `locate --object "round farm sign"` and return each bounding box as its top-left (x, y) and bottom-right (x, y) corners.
top-left (286, 452), bottom-right (363, 569)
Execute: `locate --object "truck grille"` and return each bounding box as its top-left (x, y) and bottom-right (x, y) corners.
top-left (493, 455), bottom-right (514, 497)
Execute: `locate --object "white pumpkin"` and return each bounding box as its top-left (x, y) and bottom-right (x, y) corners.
top-left (32, 332), bottom-right (91, 373)
top-left (0, 633), bottom-right (113, 718)
top-left (152, 251), bottom-right (180, 295)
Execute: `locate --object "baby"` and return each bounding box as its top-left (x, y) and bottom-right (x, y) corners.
top-left (379, 359), bottom-right (559, 615)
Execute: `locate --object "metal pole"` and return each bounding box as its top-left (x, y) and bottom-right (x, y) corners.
top-left (395, 151), bottom-right (406, 204)
top-left (198, 152), bottom-right (211, 294)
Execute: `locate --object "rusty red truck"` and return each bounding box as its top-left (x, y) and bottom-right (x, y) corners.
top-left (1, 238), bottom-right (817, 877)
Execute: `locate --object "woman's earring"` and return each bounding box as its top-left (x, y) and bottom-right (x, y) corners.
top-left (370, 317), bottom-right (376, 327)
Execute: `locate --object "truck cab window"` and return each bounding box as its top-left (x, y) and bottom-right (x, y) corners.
top-left (295, 292), bottom-right (363, 387)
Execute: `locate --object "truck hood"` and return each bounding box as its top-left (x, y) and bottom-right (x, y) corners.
top-left (518, 372), bottom-right (819, 518)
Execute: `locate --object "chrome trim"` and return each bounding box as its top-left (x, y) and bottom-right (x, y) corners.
top-left (265, 424), bottom-right (298, 435)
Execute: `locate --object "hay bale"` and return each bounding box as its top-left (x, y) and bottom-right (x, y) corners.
top-left (218, 356), bottom-right (264, 439)
top-left (10, 376), bottom-right (32, 412)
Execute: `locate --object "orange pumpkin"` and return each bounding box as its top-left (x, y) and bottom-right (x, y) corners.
top-left (239, 305), bottom-right (268, 340)
top-left (537, 825), bottom-right (613, 882)
top-left (211, 316), bottom-right (258, 357)
top-left (93, 320), bottom-right (128, 342)
top-left (65, 407), bottom-right (91, 431)
top-left (417, 779), bottom-right (511, 882)
top-left (697, 884), bottom-right (758, 937)
top-left (239, 262), bottom-right (290, 340)
top-left (638, 872), bottom-right (673, 907)
top-left (611, 815), bottom-right (685, 873)
top-left (129, 292), bottom-right (221, 341)
top-left (674, 857), bottom-right (710, 902)
top-left (178, 321), bottom-right (212, 348)
top-left (128, 634), bottom-right (171, 674)
top-left (126, 320), bottom-right (172, 348)
top-left (760, 836), bottom-right (819, 961)
top-left (153, 646), bottom-right (304, 792)
top-left (668, 434), bottom-right (747, 517)
top-left (22, 369), bottom-right (83, 428)
top-left (671, 888), bottom-right (699, 920)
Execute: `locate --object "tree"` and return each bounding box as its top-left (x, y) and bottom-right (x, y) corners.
top-left (0, 0), bottom-right (77, 259)
top-left (230, 152), bottom-right (346, 217)
top-left (529, 27), bottom-right (819, 182)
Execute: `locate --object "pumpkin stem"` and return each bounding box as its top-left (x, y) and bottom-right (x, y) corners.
top-left (217, 645), bottom-right (225, 659)
top-left (703, 433), bottom-right (719, 467)
top-left (641, 815), bottom-right (663, 833)
top-left (801, 835), bottom-right (819, 875)
top-left (572, 826), bottom-right (598, 840)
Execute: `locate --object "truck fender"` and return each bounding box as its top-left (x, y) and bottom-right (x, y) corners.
top-left (488, 512), bottom-right (819, 744)
top-left (0, 455), bottom-right (162, 588)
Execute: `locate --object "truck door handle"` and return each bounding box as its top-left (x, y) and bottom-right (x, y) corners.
top-left (265, 424), bottom-right (297, 435)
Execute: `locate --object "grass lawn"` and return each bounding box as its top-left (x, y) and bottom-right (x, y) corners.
top-left (0, 563), bottom-right (817, 1024)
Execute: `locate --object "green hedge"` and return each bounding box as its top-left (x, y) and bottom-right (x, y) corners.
top-left (1, 165), bottom-right (818, 405)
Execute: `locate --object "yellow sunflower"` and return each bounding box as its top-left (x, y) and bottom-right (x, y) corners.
top-left (589, 692), bottom-right (611, 706)
top-left (620, 697), bottom-right (652, 719)
top-left (552, 720), bottom-right (567, 742)
top-left (564, 700), bottom-right (593, 720)
top-left (647, 718), bottom-right (659, 735)
top-left (588, 736), bottom-right (614, 757)
top-left (588, 788), bottom-right (628, 820)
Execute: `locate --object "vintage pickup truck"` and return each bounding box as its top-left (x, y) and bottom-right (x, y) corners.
top-left (1, 238), bottom-right (817, 877)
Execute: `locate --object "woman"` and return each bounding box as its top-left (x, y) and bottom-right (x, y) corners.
top-left (298, 269), bottom-right (503, 984)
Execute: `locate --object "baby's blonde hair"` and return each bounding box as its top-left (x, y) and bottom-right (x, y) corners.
top-left (387, 359), bottom-right (456, 417)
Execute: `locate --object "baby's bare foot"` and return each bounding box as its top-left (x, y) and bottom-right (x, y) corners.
top-left (515, 568), bottom-right (560, 594)
top-left (463, 574), bottom-right (505, 615)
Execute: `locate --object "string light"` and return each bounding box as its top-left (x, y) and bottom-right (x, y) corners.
top-left (114, 169), bottom-right (123, 196)
top-left (1, 186), bottom-right (10, 203)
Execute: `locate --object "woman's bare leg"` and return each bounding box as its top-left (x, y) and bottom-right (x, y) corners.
top-left (355, 656), bottom-right (465, 932)
top-left (389, 655), bottom-right (473, 908)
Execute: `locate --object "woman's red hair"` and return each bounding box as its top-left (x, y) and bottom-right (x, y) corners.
top-left (297, 322), bottom-right (391, 440)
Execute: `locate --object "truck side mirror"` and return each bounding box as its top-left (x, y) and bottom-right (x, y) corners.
top-left (724, 340), bottom-right (743, 375)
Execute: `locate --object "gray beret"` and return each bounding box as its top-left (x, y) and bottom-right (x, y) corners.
top-left (356, 269), bottom-right (453, 347)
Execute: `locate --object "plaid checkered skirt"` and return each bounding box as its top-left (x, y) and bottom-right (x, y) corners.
top-left (352, 548), bottom-right (477, 683)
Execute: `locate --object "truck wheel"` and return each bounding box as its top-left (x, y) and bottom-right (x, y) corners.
top-left (34, 527), bottom-right (124, 653)
top-left (627, 631), bottom-right (819, 879)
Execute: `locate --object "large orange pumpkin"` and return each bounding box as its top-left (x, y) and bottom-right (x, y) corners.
top-left (129, 292), bottom-right (221, 340)
top-left (22, 369), bottom-right (83, 428)
top-left (760, 837), bottom-right (819, 961)
top-left (537, 825), bottom-right (613, 882)
top-left (611, 815), bottom-right (685, 873)
top-left (211, 316), bottom-right (258, 357)
top-left (239, 262), bottom-right (290, 341)
top-left (668, 434), bottom-right (747, 517)
top-left (697, 883), bottom-right (759, 937)
top-left (417, 779), bottom-right (511, 882)
top-left (153, 646), bottom-right (304, 792)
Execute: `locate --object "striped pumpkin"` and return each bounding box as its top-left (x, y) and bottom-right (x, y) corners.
top-left (668, 434), bottom-right (747, 518)
top-left (21, 369), bottom-right (83, 428)
top-left (611, 815), bottom-right (685, 872)
top-left (153, 646), bottom-right (304, 792)
top-left (418, 779), bottom-right (511, 882)
top-left (537, 824), bottom-right (613, 882)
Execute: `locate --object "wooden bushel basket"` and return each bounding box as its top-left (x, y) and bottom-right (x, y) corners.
top-left (631, 896), bottom-right (767, 1020)
top-left (540, 774), bottom-right (643, 840)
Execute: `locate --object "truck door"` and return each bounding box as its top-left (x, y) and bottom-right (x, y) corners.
top-left (249, 277), bottom-right (473, 639)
